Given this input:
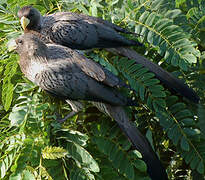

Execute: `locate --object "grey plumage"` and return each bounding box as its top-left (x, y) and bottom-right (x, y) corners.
top-left (17, 6), bottom-right (141, 49)
top-left (14, 33), bottom-right (168, 180)
top-left (15, 34), bottom-right (134, 106)
top-left (17, 6), bottom-right (199, 103)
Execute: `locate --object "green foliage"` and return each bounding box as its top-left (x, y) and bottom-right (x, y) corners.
top-left (89, 119), bottom-right (149, 180)
top-left (115, 57), bottom-right (166, 111)
top-left (0, 0), bottom-right (205, 179)
top-left (42, 146), bottom-right (68, 159)
top-left (135, 10), bottom-right (200, 69)
top-left (158, 96), bottom-right (204, 174)
top-left (92, 136), bottom-right (138, 179)
top-left (2, 57), bottom-right (18, 111)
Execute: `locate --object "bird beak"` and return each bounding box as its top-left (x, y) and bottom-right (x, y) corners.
top-left (20, 16), bottom-right (30, 30)
top-left (7, 39), bottom-right (17, 52)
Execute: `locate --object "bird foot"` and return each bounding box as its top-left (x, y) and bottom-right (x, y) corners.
top-left (55, 111), bottom-right (79, 123)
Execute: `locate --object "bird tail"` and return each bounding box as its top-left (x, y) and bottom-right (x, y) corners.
top-left (111, 24), bottom-right (143, 37)
top-left (92, 102), bottom-right (168, 180)
top-left (107, 47), bottom-right (199, 103)
top-left (128, 39), bottom-right (143, 46)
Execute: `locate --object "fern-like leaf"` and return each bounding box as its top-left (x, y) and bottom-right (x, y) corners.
top-left (92, 136), bottom-right (135, 180)
top-left (39, 166), bottom-right (53, 180)
top-left (0, 148), bottom-right (21, 179)
top-left (157, 96), bottom-right (205, 174)
top-left (134, 11), bottom-right (200, 69)
top-left (115, 57), bottom-right (166, 111)
top-left (1, 56), bottom-right (18, 111)
top-left (42, 146), bottom-right (68, 160)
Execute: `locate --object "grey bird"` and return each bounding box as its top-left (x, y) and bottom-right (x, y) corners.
top-left (14, 34), bottom-right (135, 106)
top-left (17, 6), bottom-right (141, 49)
top-left (17, 6), bottom-right (200, 103)
top-left (9, 33), bottom-right (168, 180)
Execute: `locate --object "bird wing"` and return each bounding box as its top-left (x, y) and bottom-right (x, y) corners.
top-left (33, 63), bottom-right (129, 106)
top-left (44, 13), bottom-right (99, 49)
top-left (47, 44), bottom-right (127, 88)
top-left (34, 66), bottom-right (79, 98)
top-left (74, 53), bottom-right (126, 88)
top-left (43, 12), bottom-right (138, 49)
top-left (33, 63), bottom-right (101, 101)
top-left (48, 12), bottom-right (133, 34)
top-left (49, 19), bottom-right (98, 49)
top-left (75, 54), bottom-right (106, 82)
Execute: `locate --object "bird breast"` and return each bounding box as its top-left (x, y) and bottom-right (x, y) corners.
top-left (23, 58), bottom-right (47, 82)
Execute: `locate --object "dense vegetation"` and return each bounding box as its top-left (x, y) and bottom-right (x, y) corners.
top-left (0, 0), bottom-right (205, 179)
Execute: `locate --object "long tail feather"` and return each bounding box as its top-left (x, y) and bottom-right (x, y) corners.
top-left (107, 47), bottom-right (199, 103)
top-left (92, 102), bottom-right (168, 180)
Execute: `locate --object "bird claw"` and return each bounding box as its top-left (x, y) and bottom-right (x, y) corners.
top-left (54, 112), bottom-right (64, 123)
top-left (57, 117), bottom-right (68, 123)
top-left (55, 111), bottom-right (79, 123)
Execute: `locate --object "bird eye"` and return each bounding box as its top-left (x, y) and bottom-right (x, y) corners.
top-left (17, 39), bottom-right (23, 44)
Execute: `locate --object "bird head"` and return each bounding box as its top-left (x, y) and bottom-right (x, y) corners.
top-left (18, 6), bottom-right (41, 31)
top-left (8, 34), bottom-right (48, 58)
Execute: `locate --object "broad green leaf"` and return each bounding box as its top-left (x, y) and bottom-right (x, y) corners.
top-left (9, 108), bottom-right (28, 127)
top-left (4, 83), bottom-right (14, 111)
top-left (175, 110), bottom-right (192, 119)
top-left (184, 150), bottom-right (195, 164)
top-left (168, 124), bottom-right (178, 140)
top-left (56, 129), bottom-right (89, 146)
top-left (133, 160), bottom-right (147, 173)
top-left (66, 142), bottom-right (99, 172)
top-left (169, 103), bottom-right (186, 114)
top-left (183, 128), bottom-right (200, 137)
top-left (183, 54), bottom-right (197, 63)
top-left (181, 118), bottom-right (195, 126)
top-left (22, 170), bottom-right (35, 180)
top-left (139, 85), bottom-right (145, 101)
top-left (151, 90), bottom-right (166, 98)
top-left (190, 157), bottom-right (200, 170)
top-left (139, 11), bottom-right (150, 23)
top-left (70, 168), bottom-right (95, 180)
top-left (197, 161), bottom-right (204, 174)
top-left (145, 12), bottom-right (157, 26)
top-left (180, 136), bottom-right (189, 151)
top-left (165, 9), bottom-right (182, 19)
top-left (9, 173), bottom-right (22, 180)
top-left (144, 79), bottom-right (160, 86)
